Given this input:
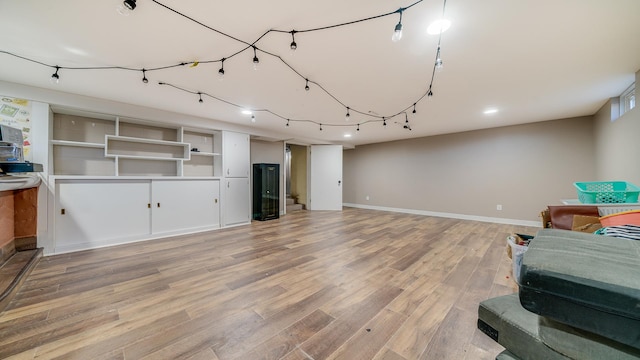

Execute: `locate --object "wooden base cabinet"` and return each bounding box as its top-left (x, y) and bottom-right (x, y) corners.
top-left (54, 179), bottom-right (221, 254)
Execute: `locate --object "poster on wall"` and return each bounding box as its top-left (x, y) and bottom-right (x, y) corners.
top-left (0, 97), bottom-right (32, 161)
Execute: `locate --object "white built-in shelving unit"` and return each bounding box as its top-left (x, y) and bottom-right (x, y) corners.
top-left (48, 108), bottom-right (249, 254)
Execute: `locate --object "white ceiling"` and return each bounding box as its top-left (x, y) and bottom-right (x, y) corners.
top-left (1, 0), bottom-right (639, 146)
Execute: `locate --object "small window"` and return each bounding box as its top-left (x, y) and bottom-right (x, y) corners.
top-left (620, 83), bottom-right (636, 116)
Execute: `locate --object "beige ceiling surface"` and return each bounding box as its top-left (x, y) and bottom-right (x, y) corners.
top-left (1, 0), bottom-right (639, 146)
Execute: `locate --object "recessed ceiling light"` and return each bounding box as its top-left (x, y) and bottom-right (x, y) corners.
top-left (344, 134), bottom-right (352, 138)
top-left (427, 19), bottom-right (451, 35)
top-left (64, 47), bottom-right (88, 56)
top-left (483, 108), bottom-right (499, 115)
top-left (241, 110), bottom-right (252, 115)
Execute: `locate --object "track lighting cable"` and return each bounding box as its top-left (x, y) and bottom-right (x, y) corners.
top-left (0, 0), bottom-right (446, 133)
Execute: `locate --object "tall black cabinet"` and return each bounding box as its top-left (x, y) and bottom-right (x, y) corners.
top-left (252, 163), bottom-right (279, 221)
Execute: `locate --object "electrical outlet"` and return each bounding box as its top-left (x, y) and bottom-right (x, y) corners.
top-left (496, 204), bottom-right (502, 211)
top-left (366, 195), bottom-right (370, 201)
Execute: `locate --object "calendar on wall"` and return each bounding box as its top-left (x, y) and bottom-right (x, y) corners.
top-left (0, 96), bottom-right (32, 161)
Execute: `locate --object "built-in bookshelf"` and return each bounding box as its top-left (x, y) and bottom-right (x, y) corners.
top-left (51, 111), bottom-right (222, 177)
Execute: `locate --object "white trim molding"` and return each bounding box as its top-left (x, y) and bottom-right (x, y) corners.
top-left (343, 203), bottom-right (541, 228)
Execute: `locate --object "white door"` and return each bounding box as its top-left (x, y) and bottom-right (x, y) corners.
top-left (224, 177), bottom-right (251, 226)
top-left (151, 179), bottom-right (220, 234)
top-left (309, 145), bottom-right (343, 210)
top-left (55, 180), bottom-right (151, 253)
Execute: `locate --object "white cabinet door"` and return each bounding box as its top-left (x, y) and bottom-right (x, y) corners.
top-left (309, 145), bottom-right (343, 210)
top-left (55, 180), bottom-right (151, 253)
top-left (224, 178), bottom-right (250, 226)
top-left (151, 179), bottom-right (220, 234)
top-left (223, 131), bottom-right (250, 177)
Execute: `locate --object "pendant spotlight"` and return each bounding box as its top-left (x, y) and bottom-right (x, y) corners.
top-left (117, 0), bottom-right (136, 16)
top-left (142, 69), bottom-right (148, 84)
top-left (50, 66), bottom-right (60, 84)
top-left (435, 46), bottom-right (443, 71)
top-left (252, 46), bottom-right (260, 71)
top-left (392, 9), bottom-right (404, 42)
top-left (345, 107), bottom-right (351, 121)
top-left (290, 31), bottom-right (297, 50)
top-left (404, 113), bottom-right (411, 130)
top-left (305, 79), bottom-right (310, 91)
top-left (198, 92), bottom-right (203, 103)
top-left (412, 103), bottom-right (417, 114)
top-left (218, 58), bottom-right (225, 78)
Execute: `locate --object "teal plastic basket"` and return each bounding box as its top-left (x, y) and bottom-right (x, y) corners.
top-left (574, 181), bottom-right (640, 204)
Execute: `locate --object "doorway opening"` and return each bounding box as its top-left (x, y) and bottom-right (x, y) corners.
top-left (285, 144), bottom-right (307, 212)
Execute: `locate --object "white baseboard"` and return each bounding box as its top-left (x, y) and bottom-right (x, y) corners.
top-left (342, 203), bottom-right (541, 228)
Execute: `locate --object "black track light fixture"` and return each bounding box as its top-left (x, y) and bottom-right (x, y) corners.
top-left (403, 113), bottom-right (412, 130)
top-left (117, 0), bottom-right (136, 16)
top-left (142, 69), bottom-right (148, 84)
top-left (345, 107), bottom-right (351, 121)
top-left (123, 0), bottom-right (136, 10)
top-left (290, 31), bottom-right (297, 50)
top-left (305, 79), bottom-right (310, 91)
top-left (50, 66), bottom-right (60, 84)
top-left (218, 58), bottom-right (225, 78)
top-left (252, 46), bottom-right (259, 70)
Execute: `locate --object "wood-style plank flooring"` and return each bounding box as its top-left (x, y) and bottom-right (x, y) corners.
top-left (0, 207), bottom-right (538, 359)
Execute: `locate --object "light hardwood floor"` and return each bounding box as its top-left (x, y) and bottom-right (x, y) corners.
top-left (0, 207), bottom-right (538, 359)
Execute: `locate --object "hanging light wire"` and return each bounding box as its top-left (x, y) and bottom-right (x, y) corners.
top-left (0, 0), bottom-right (448, 133)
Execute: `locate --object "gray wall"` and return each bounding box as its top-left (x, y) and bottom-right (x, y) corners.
top-left (250, 140), bottom-right (285, 214)
top-left (343, 116), bottom-right (596, 222)
top-left (594, 70), bottom-right (640, 184)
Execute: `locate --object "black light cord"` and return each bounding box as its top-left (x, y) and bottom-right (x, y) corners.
top-left (158, 82), bottom-right (392, 130)
top-left (0, 0), bottom-right (448, 133)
